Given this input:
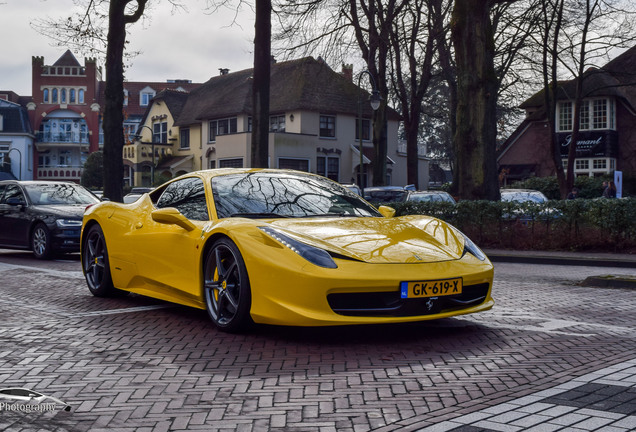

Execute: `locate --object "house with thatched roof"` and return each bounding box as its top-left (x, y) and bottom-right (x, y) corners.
top-left (129, 56), bottom-right (427, 189)
top-left (498, 46), bottom-right (636, 183)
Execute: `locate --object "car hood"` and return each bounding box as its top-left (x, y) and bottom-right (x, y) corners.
top-left (33, 204), bottom-right (88, 219)
top-left (266, 215), bottom-right (465, 264)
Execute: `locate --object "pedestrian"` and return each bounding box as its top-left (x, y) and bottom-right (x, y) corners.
top-left (602, 181), bottom-right (617, 198)
top-left (567, 187), bottom-right (579, 199)
top-left (601, 180), bottom-right (608, 197)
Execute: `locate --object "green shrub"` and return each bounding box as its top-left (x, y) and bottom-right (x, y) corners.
top-left (391, 197), bottom-right (636, 252)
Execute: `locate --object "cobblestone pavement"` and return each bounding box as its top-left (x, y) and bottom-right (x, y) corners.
top-left (0, 251), bottom-right (634, 432)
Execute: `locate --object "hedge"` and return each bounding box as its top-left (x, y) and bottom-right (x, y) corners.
top-left (390, 198), bottom-right (636, 252)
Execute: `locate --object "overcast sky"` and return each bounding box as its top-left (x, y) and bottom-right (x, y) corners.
top-left (0, 0), bottom-right (256, 95)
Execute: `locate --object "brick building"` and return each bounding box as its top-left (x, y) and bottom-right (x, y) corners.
top-left (498, 46), bottom-right (636, 182)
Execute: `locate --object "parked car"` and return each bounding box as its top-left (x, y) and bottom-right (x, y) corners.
top-left (407, 190), bottom-right (457, 204)
top-left (123, 187), bottom-right (153, 203)
top-left (81, 169), bottom-right (494, 332)
top-left (0, 181), bottom-right (100, 259)
top-left (500, 189), bottom-right (549, 204)
top-left (363, 186), bottom-right (409, 204)
top-left (500, 188), bottom-right (559, 222)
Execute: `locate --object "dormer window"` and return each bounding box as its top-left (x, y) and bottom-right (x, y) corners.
top-left (557, 98), bottom-right (615, 132)
top-left (140, 87), bottom-right (156, 106)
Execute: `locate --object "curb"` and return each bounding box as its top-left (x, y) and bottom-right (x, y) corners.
top-left (581, 275), bottom-right (636, 289)
top-left (485, 252), bottom-right (636, 269)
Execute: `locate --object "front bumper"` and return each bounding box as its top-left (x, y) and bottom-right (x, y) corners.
top-left (241, 244), bottom-right (494, 326)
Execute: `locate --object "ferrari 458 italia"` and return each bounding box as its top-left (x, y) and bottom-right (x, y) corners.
top-left (81, 169), bottom-right (494, 332)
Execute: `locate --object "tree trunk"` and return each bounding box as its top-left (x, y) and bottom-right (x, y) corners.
top-left (251, 0), bottom-right (271, 168)
top-left (102, 0), bottom-right (127, 202)
top-left (451, 0), bottom-right (501, 200)
top-left (102, 0), bottom-right (146, 202)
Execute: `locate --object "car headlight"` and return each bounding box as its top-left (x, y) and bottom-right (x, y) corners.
top-left (259, 226), bottom-right (337, 269)
top-left (462, 234), bottom-right (487, 261)
top-left (55, 219), bottom-right (82, 228)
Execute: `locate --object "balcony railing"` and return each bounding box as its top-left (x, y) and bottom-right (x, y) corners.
top-left (37, 166), bottom-right (83, 181)
top-left (36, 132), bottom-right (90, 144)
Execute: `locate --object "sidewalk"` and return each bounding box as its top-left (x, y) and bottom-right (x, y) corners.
top-left (485, 248), bottom-right (636, 290)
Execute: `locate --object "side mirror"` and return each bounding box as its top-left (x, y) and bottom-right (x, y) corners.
top-left (151, 207), bottom-right (196, 231)
top-left (378, 205), bottom-right (396, 218)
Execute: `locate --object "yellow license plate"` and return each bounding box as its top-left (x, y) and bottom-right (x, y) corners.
top-left (400, 278), bottom-right (463, 298)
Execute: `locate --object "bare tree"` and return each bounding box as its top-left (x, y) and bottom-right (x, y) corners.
top-left (33, 0), bottom-right (186, 201)
top-left (274, 0), bottom-right (450, 189)
top-left (450, 0), bottom-right (517, 200)
top-left (529, 0), bottom-right (636, 198)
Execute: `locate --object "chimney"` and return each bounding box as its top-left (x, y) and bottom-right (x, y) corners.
top-left (219, 68), bottom-right (230, 76)
top-left (342, 64), bottom-right (353, 82)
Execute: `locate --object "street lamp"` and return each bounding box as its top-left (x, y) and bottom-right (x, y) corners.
top-left (133, 125), bottom-right (155, 187)
top-left (357, 70), bottom-right (381, 197)
top-left (7, 147), bottom-right (22, 180)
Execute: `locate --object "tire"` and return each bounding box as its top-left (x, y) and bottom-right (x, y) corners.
top-left (203, 238), bottom-right (253, 332)
top-left (32, 223), bottom-right (53, 260)
top-left (82, 224), bottom-right (116, 297)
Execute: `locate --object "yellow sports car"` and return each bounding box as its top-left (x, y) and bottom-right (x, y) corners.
top-left (81, 169), bottom-right (494, 332)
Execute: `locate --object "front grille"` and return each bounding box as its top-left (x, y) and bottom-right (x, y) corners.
top-left (327, 283), bottom-right (490, 317)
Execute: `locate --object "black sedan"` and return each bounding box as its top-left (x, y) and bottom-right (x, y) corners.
top-left (0, 181), bottom-right (100, 259)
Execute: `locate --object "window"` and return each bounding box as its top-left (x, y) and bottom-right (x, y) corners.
top-left (270, 115), bottom-right (286, 132)
top-left (43, 89), bottom-right (49, 103)
top-left (209, 118), bottom-right (237, 142)
top-left (593, 159), bottom-right (607, 170)
top-left (156, 177), bottom-right (209, 221)
top-left (579, 103), bottom-right (589, 130)
top-left (219, 158), bottom-right (243, 168)
top-left (575, 159), bottom-right (589, 170)
top-left (278, 158), bottom-right (309, 172)
top-left (557, 102), bottom-right (572, 132)
top-left (592, 99), bottom-right (607, 129)
top-left (61, 89), bottom-right (67, 103)
top-left (316, 156), bottom-right (340, 181)
top-left (123, 89), bottom-right (129, 107)
top-left (209, 160), bottom-right (216, 169)
top-left (0, 115), bottom-right (3, 132)
top-left (180, 128), bottom-right (190, 149)
top-left (78, 89), bottom-right (85, 103)
top-left (69, 89), bottom-right (76, 103)
top-left (355, 119), bottom-right (371, 141)
top-left (153, 122), bottom-right (168, 143)
top-left (1, 184), bottom-right (25, 205)
top-left (558, 98), bottom-right (615, 132)
top-left (320, 115), bottom-right (336, 138)
top-left (140, 88), bottom-right (155, 106)
top-left (52, 88), bottom-right (58, 104)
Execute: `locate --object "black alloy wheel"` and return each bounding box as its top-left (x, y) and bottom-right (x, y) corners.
top-left (203, 238), bottom-right (252, 332)
top-left (82, 224), bottom-right (116, 297)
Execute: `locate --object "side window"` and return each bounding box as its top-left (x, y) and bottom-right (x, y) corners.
top-left (0, 185), bottom-right (6, 202)
top-left (155, 177), bottom-right (209, 221)
top-left (2, 184), bottom-right (26, 204)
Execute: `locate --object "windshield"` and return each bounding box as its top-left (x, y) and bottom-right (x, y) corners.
top-left (501, 191), bottom-right (548, 204)
top-left (364, 189), bottom-right (408, 203)
top-left (212, 172), bottom-right (382, 219)
top-left (25, 183), bottom-right (100, 206)
top-left (410, 193), bottom-right (455, 203)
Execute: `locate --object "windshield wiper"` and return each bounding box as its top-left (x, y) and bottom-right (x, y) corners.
top-left (229, 212), bottom-right (289, 219)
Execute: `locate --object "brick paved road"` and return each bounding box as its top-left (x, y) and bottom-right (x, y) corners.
top-left (0, 251), bottom-right (634, 431)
